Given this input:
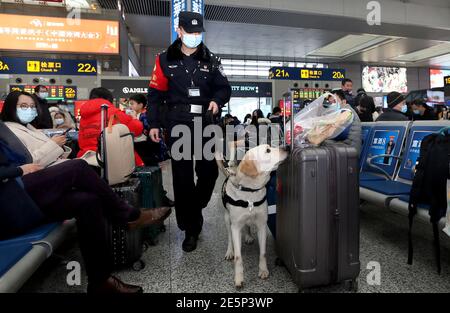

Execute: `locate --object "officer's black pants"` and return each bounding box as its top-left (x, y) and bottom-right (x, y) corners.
top-left (168, 121), bottom-right (219, 236)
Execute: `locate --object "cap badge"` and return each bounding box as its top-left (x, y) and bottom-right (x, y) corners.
top-left (192, 19), bottom-right (198, 25)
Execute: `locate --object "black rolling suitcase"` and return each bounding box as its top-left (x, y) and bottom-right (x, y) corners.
top-left (276, 94), bottom-right (360, 291)
top-left (99, 104), bottom-right (146, 271)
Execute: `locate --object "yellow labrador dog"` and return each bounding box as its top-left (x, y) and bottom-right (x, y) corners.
top-left (217, 144), bottom-right (288, 288)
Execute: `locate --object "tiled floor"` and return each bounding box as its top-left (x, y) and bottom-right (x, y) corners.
top-left (20, 161), bottom-right (450, 293)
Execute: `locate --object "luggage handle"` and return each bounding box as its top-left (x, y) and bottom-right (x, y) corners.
top-left (100, 104), bottom-right (108, 181)
top-left (282, 90), bottom-right (296, 151)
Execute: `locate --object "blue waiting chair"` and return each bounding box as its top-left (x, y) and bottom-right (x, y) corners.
top-left (0, 220), bottom-right (75, 293)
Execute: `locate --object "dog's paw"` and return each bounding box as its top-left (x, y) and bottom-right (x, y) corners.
top-left (258, 269), bottom-right (269, 280)
top-left (224, 250), bottom-right (234, 261)
top-left (244, 234), bottom-right (254, 245)
top-left (234, 279), bottom-right (244, 289)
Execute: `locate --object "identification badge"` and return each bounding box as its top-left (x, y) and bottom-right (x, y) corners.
top-left (188, 87), bottom-right (201, 97)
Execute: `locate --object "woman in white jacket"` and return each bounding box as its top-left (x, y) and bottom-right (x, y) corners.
top-left (0, 91), bottom-right (70, 168)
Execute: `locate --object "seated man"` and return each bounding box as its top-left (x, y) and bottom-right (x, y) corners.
top-left (0, 140), bottom-right (171, 293)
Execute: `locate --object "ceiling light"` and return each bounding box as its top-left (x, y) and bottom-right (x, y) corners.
top-left (307, 34), bottom-right (398, 58)
top-left (390, 42), bottom-right (450, 62)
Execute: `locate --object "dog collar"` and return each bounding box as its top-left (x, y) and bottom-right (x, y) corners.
top-left (227, 177), bottom-right (265, 193)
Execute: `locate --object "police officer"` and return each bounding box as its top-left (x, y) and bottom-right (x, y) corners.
top-left (147, 11), bottom-right (231, 252)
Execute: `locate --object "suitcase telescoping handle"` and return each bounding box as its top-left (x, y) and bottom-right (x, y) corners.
top-left (283, 90), bottom-right (296, 151)
top-left (100, 104), bottom-right (108, 180)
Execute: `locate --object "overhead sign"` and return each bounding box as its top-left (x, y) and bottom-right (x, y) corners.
top-left (230, 82), bottom-right (272, 98)
top-left (171, 0), bottom-right (187, 43)
top-left (171, 0), bottom-right (204, 43)
top-left (0, 14), bottom-right (119, 54)
top-left (10, 85), bottom-right (77, 101)
top-left (269, 67), bottom-right (346, 81)
top-left (101, 79), bottom-right (149, 99)
top-left (0, 57), bottom-right (97, 76)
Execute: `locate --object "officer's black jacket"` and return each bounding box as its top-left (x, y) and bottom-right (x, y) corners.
top-left (147, 38), bottom-right (231, 128)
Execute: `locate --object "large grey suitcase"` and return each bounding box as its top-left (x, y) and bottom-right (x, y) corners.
top-left (276, 143), bottom-right (360, 291)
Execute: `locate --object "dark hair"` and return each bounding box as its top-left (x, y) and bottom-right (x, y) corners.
top-left (357, 88), bottom-right (366, 94)
top-left (129, 94), bottom-right (147, 107)
top-left (412, 99), bottom-right (428, 108)
top-left (272, 106), bottom-right (281, 114)
top-left (89, 87), bottom-right (114, 104)
top-left (244, 114), bottom-right (251, 121)
top-left (34, 85), bottom-right (47, 93)
top-left (251, 109), bottom-right (264, 125)
top-left (331, 89), bottom-right (346, 102)
top-left (341, 78), bottom-right (352, 86)
top-left (0, 91), bottom-right (38, 124)
top-left (359, 95), bottom-right (376, 113)
top-left (54, 111), bottom-right (66, 119)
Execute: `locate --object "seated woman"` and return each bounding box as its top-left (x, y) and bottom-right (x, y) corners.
top-left (51, 110), bottom-right (75, 129)
top-left (0, 139), bottom-right (171, 293)
top-left (0, 91), bottom-right (71, 168)
top-left (77, 87), bottom-right (145, 167)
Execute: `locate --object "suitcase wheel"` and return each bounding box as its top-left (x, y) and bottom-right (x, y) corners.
top-left (345, 279), bottom-right (358, 292)
top-left (132, 259), bottom-right (145, 271)
top-left (275, 258), bottom-right (285, 267)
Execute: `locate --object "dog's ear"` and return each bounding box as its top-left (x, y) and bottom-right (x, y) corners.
top-left (239, 158), bottom-right (259, 177)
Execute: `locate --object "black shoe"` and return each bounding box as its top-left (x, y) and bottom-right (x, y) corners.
top-left (87, 276), bottom-right (143, 293)
top-left (182, 234), bottom-right (198, 252)
top-left (162, 195), bottom-right (175, 207)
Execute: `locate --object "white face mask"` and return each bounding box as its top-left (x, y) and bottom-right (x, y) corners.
top-left (55, 118), bottom-right (65, 125)
top-left (39, 92), bottom-right (49, 99)
top-left (181, 33), bottom-right (203, 49)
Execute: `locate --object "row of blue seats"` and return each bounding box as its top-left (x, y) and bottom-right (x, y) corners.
top-left (0, 221), bottom-right (75, 292)
top-left (358, 120), bottom-right (450, 225)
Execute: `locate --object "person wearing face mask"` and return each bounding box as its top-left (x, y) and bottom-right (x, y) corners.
top-left (327, 89), bottom-right (362, 155)
top-left (0, 91), bottom-right (71, 168)
top-left (32, 85), bottom-right (53, 129)
top-left (147, 11), bottom-right (231, 252)
top-left (376, 92), bottom-right (409, 122)
top-left (410, 99), bottom-right (437, 121)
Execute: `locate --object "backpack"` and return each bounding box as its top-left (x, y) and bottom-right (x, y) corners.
top-left (97, 113), bottom-right (135, 186)
top-left (408, 128), bottom-right (450, 273)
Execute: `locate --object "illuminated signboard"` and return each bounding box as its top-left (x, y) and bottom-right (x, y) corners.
top-left (269, 67), bottom-right (345, 81)
top-left (0, 57), bottom-right (97, 76)
top-left (10, 85), bottom-right (77, 101)
top-left (445, 76), bottom-right (450, 87)
top-left (0, 14), bottom-right (119, 54)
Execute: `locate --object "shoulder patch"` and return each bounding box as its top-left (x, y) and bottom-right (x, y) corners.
top-left (218, 64), bottom-right (227, 77)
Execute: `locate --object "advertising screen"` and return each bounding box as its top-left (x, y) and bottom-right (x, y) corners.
top-left (362, 66), bottom-right (407, 93)
top-left (430, 69), bottom-right (450, 88)
top-left (0, 14), bottom-right (119, 54)
top-left (366, 130), bottom-right (400, 167)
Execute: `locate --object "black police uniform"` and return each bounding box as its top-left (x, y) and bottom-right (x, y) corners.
top-left (147, 37), bottom-right (231, 238)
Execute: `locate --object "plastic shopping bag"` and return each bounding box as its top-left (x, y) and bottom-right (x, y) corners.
top-left (285, 93), bottom-right (354, 147)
